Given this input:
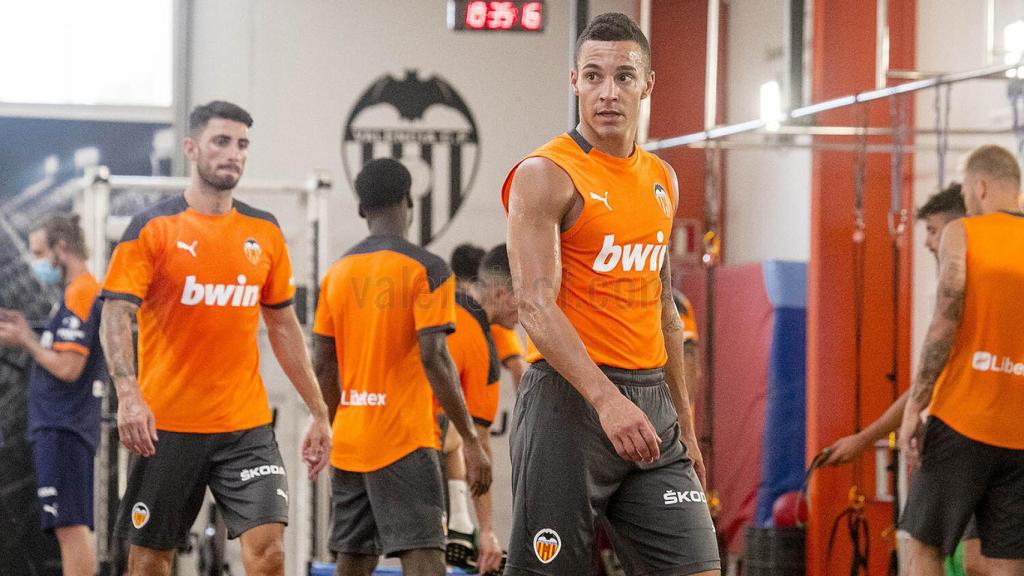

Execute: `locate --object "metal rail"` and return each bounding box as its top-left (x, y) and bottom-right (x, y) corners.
top-left (644, 60), bottom-right (1023, 151)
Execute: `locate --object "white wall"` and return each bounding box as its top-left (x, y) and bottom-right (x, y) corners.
top-left (186, 2), bottom-right (636, 573)
top-left (912, 0), bottom-right (1020, 368)
top-left (723, 0), bottom-right (813, 265)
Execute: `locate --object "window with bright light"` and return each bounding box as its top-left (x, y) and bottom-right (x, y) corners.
top-left (0, 0), bottom-right (173, 107)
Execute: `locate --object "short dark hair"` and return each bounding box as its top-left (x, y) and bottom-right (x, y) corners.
top-left (917, 182), bottom-right (966, 220)
top-left (36, 213), bottom-right (87, 259)
top-left (355, 158), bottom-right (411, 211)
top-left (189, 100), bottom-right (253, 133)
top-left (574, 12), bottom-right (651, 70)
top-left (479, 244), bottom-right (511, 283)
top-left (451, 244), bottom-right (486, 283)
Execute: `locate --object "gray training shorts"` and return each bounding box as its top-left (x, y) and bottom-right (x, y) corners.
top-left (116, 424), bottom-right (289, 550)
top-left (330, 448), bottom-right (446, 558)
top-left (507, 361), bottom-right (721, 576)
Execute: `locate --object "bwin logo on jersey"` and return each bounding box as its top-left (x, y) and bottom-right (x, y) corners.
top-left (180, 275), bottom-right (260, 307)
top-left (592, 232), bottom-right (670, 273)
top-left (342, 70), bottom-right (480, 247)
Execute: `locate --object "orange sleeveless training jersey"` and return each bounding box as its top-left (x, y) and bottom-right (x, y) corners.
top-left (928, 212), bottom-right (1024, 449)
top-left (102, 196), bottom-right (294, 433)
top-left (501, 130), bottom-right (675, 370)
top-left (314, 235), bottom-right (456, 472)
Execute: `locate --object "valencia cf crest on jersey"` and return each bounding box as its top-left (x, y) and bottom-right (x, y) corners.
top-left (243, 238), bottom-right (262, 265)
top-left (654, 183), bottom-right (673, 218)
top-left (342, 70), bottom-right (480, 246)
top-left (533, 528), bottom-right (561, 564)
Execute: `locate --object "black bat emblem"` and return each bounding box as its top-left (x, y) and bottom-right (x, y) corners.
top-left (343, 70), bottom-right (478, 140)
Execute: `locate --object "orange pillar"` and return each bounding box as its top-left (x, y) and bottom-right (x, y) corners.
top-left (806, 2), bottom-right (915, 576)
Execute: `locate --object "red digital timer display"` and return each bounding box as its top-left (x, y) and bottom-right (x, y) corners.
top-left (448, 1), bottom-right (545, 32)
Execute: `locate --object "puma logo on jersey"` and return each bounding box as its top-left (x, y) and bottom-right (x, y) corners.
top-left (592, 232), bottom-right (669, 273)
top-left (180, 275), bottom-right (260, 307)
top-left (276, 489), bottom-right (289, 502)
top-left (43, 504), bottom-right (59, 517)
top-left (590, 191), bottom-right (612, 211)
top-left (176, 240), bottom-right (198, 257)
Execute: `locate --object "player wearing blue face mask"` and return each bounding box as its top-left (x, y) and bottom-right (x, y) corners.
top-left (28, 227), bottom-right (62, 287)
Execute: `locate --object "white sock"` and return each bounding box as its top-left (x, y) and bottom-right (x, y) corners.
top-left (447, 479), bottom-right (474, 535)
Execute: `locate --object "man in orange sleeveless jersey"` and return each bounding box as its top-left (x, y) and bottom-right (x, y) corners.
top-left (446, 245), bottom-right (518, 574)
top-left (442, 244), bottom-right (518, 574)
top-left (502, 13), bottom-right (718, 576)
top-left (101, 101), bottom-right (332, 576)
top-left (824, 184), bottom-right (966, 468)
top-left (312, 159), bottom-right (490, 576)
top-left (451, 242), bottom-right (528, 389)
top-left (899, 145), bottom-right (1024, 576)
top-left (0, 215), bottom-right (105, 576)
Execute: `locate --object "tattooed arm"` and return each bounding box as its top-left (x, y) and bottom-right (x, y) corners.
top-left (656, 161), bottom-right (706, 487)
top-left (100, 299), bottom-right (158, 457)
top-left (898, 219), bottom-right (967, 470)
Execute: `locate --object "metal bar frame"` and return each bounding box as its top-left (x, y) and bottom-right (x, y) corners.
top-left (644, 60), bottom-right (1023, 152)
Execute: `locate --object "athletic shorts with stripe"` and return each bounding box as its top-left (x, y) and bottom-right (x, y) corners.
top-left (507, 361), bottom-right (720, 576)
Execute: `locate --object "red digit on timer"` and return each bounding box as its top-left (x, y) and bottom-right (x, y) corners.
top-left (487, 2), bottom-right (516, 30)
top-left (521, 2), bottom-right (542, 30)
top-left (465, 1), bottom-right (488, 29)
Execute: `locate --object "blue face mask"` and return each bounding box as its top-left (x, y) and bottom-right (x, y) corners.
top-left (31, 259), bottom-right (62, 287)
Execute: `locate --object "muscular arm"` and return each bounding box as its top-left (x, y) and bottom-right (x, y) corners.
top-left (312, 334), bottom-right (340, 425)
top-left (263, 305), bottom-right (330, 419)
top-left (898, 220), bottom-right (966, 467)
top-left (908, 221), bottom-right (966, 409)
top-left (657, 163), bottom-right (705, 486)
top-left (262, 305), bottom-right (331, 479)
top-left (419, 331), bottom-right (492, 496)
top-left (100, 298), bottom-right (157, 456)
top-left (470, 422), bottom-right (502, 571)
top-left (507, 157), bottom-right (659, 463)
top-left (824, 390), bottom-right (908, 466)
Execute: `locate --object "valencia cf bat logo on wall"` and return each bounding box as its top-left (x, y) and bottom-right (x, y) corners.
top-left (342, 70), bottom-right (480, 246)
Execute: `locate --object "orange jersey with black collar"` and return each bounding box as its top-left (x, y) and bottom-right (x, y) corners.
top-left (929, 212), bottom-right (1024, 449)
top-left (490, 324), bottom-right (525, 363)
top-left (102, 195), bottom-right (294, 434)
top-left (314, 235), bottom-right (456, 472)
top-left (447, 292), bottom-right (501, 427)
top-left (501, 129), bottom-right (675, 370)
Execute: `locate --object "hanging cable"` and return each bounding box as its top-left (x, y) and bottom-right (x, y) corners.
top-left (886, 93), bottom-right (911, 576)
top-left (851, 103), bottom-right (868, 453)
top-left (934, 84), bottom-right (952, 190)
top-left (825, 488), bottom-right (870, 576)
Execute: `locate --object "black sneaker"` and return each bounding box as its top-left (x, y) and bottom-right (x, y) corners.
top-left (446, 529), bottom-right (477, 569)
